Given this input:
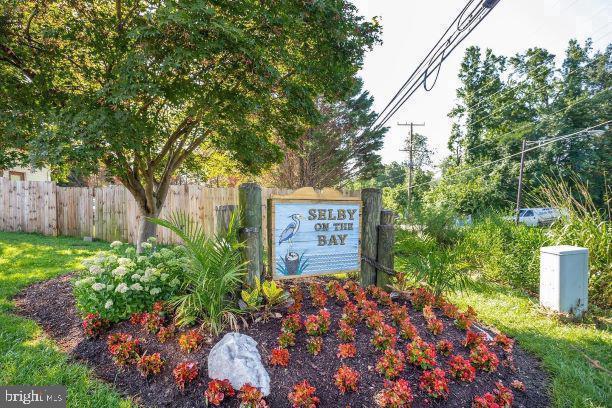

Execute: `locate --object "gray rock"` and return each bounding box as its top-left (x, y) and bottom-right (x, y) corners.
top-left (207, 332), bottom-right (270, 396)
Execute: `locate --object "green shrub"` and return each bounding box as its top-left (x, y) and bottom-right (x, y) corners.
top-left (151, 211), bottom-right (246, 335)
top-left (73, 238), bottom-right (186, 321)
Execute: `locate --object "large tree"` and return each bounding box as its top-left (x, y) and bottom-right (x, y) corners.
top-left (262, 78), bottom-right (386, 189)
top-left (0, 0), bottom-right (380, 246)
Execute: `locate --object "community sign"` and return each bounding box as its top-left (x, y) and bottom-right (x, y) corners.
top-left (268, 187), bottom-right (361, 280)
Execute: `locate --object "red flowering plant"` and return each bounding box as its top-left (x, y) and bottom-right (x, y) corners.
top-left (441, 301), bottom-right (459, 318)
top-left (139, 302), bottom-right (169, 333)
top-left (464, 330), bottom-right (486, 349)
top-left (492, 333), bottom-right (514, 353)
top-left (472, 381), bottom-right (514, 408)
top-left (107, 333), bottom-right (141, 366)
top-left (334, 365), bottom-right (360, 394)
top-left (82, 313), bottom-right (110, 338)
top-left (178, 329), bottom-right (204, 353)
top-left (422, 305), bottom-right (436, 320)
top-left (455, 312), bottom-right (473, 330)
top-left (156, 324), bottom-right (176, 343)
top-left (335, 287), bottom-right (350, 303)
top-left (337, 319), bottom-right (356, 342)
top-left (368, 285), bottom-right (393, 306)
top-left (406, 338), bottom-right (437, 370)
top-left (130, 312), bottom-right (145, 325)
top-left (376, 349), bottom-right (405, 379)
top-left (278, 330), bottom-right (296, 349)
top-left (238, 384), bottom-right (269, 408)
top-left (269, 347), bottom-right (290, 366)
top-left (365, 309), bottom-right (385, 331)
top-left (306, 336), bottom-right (323, 356)
top-left (337, 343), bottom-right (357, 359)
top-left (326, 280), bottom-right (342, 298)
top-left (436, 340), bottom-right (454, 356)
top-left (288, 285), bottom-right (303, 314)
top-left (137, 352), bottom-right (164, 377)
top-left (374, 379), bottom-right (414, 408)
top-left (390, 304), bottom-right (409, 326)
top-left (205, 379), bottom-right (236, 406)
top-left (341, 302), bottom-right (360, 326)
top-left (343, 279), bottom-right (360, 296)
top-left (470, 344), bottom-right (500, 372)
top-left (399, 319), bottom-right (419, 341)
top-left (281, 314), bottom-right (302, 334)
top-left (426, 317), bottom-right (444, 335)
top-left (410, 287), bottom-right (435, 311)
top-left (304, 309), bottom-right (331, 336)
top-left (309, 283), bottom-right (327, 308)
top-left (288, 380), bottom-right (319, 408)
top-left (372, 323), bottom-right (398, 351)
top-left (419, 368), bottom-right (449, 399)
top-left (510, 379), bottom-right (525, 392)
top-left (449, 355), bottom-right (476, 382)
top-left (172, 361), bottom-right (199, 391)
top-left (353, 288), bottom-right (367, 305)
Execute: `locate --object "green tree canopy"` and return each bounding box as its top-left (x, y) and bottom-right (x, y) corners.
top-left (0, 0), bottom-right (381, 244)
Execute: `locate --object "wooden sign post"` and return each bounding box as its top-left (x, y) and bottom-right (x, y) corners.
top-left (267, 187), bottom-right (361, 280)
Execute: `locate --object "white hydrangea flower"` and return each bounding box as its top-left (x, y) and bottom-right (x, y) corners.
top-left (107, 255), bottom-right (118, 264)
top-left (82, 259), bottom-right (93, 268)
top-left (89, 265), bottom-right (102, 275)
top-left (117, 257), bottom-right (132, 266)
top-left (105, 300), bottom-right (113, 309)
top-left (115, 283), bottom-right (129, 293)
top-left (140, 275), bottom-right (150, 283)
top-left (131, 273), bottom-right (141, 281)
top-left (74, 279), bottom-right (86, 287)
top-left (150, 287), bottom-right (161, 295)
top-left (130, 283), bottom-right (143, 291)
top-left (91, 282), bottom-right (106, 291)
top-left (170, 278), bottom-right (180, 287)
top-left (137, 256), bottom-right (147, 263)
top-left (112, 266), bottom-right (127, 277)
top-left (110, 241), bottom-right (123, 248)
top-left (141, 242), bottom-right (152, 250)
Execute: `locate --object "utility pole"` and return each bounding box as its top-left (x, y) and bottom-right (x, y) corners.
top-left (398, 122), bottom-right (425, 215)
top-left (515, 139), bottom-right (527, 225)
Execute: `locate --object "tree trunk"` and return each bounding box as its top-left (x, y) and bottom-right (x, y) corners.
top-left (137, 207), bottom-right (161, 252)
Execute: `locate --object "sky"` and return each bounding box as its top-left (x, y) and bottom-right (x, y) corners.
top-left (352, 0), bottom-right (611, 169)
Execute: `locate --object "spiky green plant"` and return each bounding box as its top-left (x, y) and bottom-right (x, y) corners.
top-left (149, 211), bottom-right (246, 335)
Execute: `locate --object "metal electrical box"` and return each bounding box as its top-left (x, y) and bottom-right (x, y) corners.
top-left (540, 245), bottom-right (589, 316)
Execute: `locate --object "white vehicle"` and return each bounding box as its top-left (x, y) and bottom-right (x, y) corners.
top-left (508, 208), bottom-right (562, 226)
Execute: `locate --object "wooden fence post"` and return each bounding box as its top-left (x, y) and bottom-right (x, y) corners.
top-left (239, 227), bottom-right (261, 287)
top-left (239, 183), bottom-right (263, 281)
top-left (377, 209), bottom-right (395, 291)
top-left (360, 188), bottom-right (382, 286)
top-left (215, 204), bottom-right (237, 236)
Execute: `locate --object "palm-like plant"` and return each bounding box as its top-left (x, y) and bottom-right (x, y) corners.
top-left (150, 211), bottom-right (246, 335)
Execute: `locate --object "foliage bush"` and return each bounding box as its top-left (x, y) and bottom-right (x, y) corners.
top-left (73, 238), bottom-right (186, 321)
top-left (151, 211), bottom-right (246, 334)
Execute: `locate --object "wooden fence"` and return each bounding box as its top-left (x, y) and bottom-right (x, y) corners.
top-left (0, 179), bottom-right (358, 244)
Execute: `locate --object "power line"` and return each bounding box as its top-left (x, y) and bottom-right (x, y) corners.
top-left (370, 0), bottom-right (499, 132)
top-left (409, 120), bottom-right (611, 190)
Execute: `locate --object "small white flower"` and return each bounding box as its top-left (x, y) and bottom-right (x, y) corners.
top-left (141, 242), bottom-right (152, 250)
top-left (115, 283), bottom-right (129, 293)
top-left (91, 283), bottom-right (105, 291)
top-left (89, 265), bottom-right (102, 275)
top-left (131, 273), bottom-right (141, 281)
top-left (130, 283), bottom-right (143, 291)
top-left (110, 241), bottom-right (123, 248)
top-left (105, 300), bottom-right (113, 309)
top-left (112, 266), bottom-right (127, 277)
top-left (150, 287), bottom-right (161, 295)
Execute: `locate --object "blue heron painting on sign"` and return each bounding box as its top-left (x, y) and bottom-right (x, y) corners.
top-left (278, 214), bottom-right (304, 246)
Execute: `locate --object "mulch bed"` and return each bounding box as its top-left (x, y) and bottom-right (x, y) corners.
top-left (14, 275), bottom-right (551, 407)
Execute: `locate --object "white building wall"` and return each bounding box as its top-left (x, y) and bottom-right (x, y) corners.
top-left (1, 165), bottom-right (52, 181)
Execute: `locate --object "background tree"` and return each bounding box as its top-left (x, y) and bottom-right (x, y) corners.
top-left (0, 0), bottom-right (380, 247)
top-left (262, 78), bottom-right (386, 189)
top-left (427, 39), bottom-right (611, 215)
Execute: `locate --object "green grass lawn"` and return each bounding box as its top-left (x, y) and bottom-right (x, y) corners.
top-left (0, 232), bottom-right (131, 408)
top-left (449, 284), bottom-right (611, 408)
